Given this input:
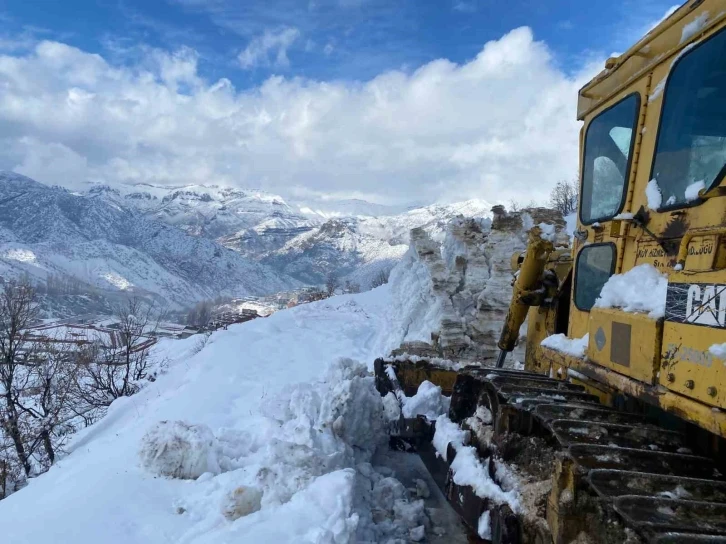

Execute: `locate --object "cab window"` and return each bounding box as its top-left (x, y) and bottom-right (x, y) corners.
top-left (574, 244), bottom-right (615, 311)
top-left (580, 95), bottom-right (640, 224)
top-left (651, 27), bottom-right (726, 208)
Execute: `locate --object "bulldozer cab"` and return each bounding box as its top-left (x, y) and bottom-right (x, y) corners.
top-left (534, 0), bottom-right (726, 432)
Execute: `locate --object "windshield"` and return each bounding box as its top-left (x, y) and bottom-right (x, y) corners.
top-left (651, 27), bottom-right (726, 207)
top-left (580, 94), bottom-right (639, 224)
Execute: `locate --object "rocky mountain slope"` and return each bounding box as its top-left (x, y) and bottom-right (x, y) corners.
top-left (0, 173), bottom-right (300, 308)
top-left (85, 181), bottom-right (494, 289)
top-left (262, 200), bottom-right (493, 287)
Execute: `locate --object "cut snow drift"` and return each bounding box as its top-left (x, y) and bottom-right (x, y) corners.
top-left (594, 263), bottom-right (668, 319)
top-left (140, 421), bottom-right (220, 480)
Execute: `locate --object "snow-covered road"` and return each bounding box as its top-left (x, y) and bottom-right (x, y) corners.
top-left (0, 287), bottom-right (404, 544)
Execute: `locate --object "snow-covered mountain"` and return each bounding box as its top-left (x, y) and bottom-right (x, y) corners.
top-left (0, 173), bottom-right (300, 308)
top-left (261, 200), bottom-right (493, 287)
top-left (83, 181), bottom-right (493, 289)
top-left (84, 182), bottom-right (318, 246)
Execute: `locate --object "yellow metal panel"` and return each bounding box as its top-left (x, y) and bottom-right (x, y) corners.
top-left (661, 321), bottom-right (726, 409)
top-left (587, 308), bottom-right (662, 384)
top-left (566, 356), bottom-right (726, 438)
top-left (577, 1), bottom-right (726, 120)
top-left (685, 235), bottom-right (718, 271)
top-left (634, 240), bottom-right (675, 272)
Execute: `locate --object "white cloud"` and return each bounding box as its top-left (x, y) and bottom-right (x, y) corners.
top-left (0, 28), bottom-right (595, 204)
top-left (13, 138), bottom-right (89, 187)
top-left (647, 4), bottom-right (681, 32)
top-left (453, 1), bottom-right (477, 13)
top-left (238, 27), bottom-right (300, 70)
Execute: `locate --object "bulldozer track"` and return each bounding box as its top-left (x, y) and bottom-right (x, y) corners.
top-left (375, 359), bottom-right (726, 544)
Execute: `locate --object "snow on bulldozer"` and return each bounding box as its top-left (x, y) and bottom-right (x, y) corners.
top-left (375, 2), bottom-right (726, 542)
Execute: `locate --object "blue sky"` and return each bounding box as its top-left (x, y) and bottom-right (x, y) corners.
top-left (0, 0), bottom-right (678, 87)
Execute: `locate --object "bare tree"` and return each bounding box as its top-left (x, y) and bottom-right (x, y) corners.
top-left (325, 273), bottom-right (340, 297)
top-left (508, 200), bottom-right (520, 213)
top-left (186, 300), bottom-right (212, 329)
top-left (370, 269), bottom-right (390, 289)
top-left (343, 280), bottom-right (360, 294)
top-left (0, 280), bottom-right (38, 477)
top-left (73, 298), bottom-right (163, 410)
top-left (549, 180), bottom-right (579, 215)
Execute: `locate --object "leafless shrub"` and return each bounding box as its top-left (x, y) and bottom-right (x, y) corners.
top-left (370, 269), bottom-right (390, 289)
top-left (325, 272), bottom-right (340, 296)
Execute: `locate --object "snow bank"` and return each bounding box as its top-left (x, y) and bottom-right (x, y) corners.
top-left (646, 178), bottom-right (663, 210)
top-left (594, 263), bottom-right (668, 319)
top-left (541, 333), bottom-right (589, 357)
top-left (401, 380), bottom-right (450, 420)
top-left (0, 288), bottom-right (414, 544)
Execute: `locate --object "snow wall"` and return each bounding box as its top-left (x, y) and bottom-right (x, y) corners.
top-left (380, 206), bottom-right (567, 362)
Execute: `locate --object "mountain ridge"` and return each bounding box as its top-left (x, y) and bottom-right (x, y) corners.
top-left (0, 172), bottom-right (301, 309)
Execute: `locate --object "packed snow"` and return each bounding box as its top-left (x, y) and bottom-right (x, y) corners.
top-left (646, 178), bottom-right (663, 210)
top-left (540, 333), bottom-right (589, 357)
top-left (478, 511), bottom-right (491, 539)
top-left (401, 380), bottom-right (451, 421)
top-left (709, 343), bottom-right (726, 361)
top-left (649, 78), bottom-right (666, 102)
top-left (594, 263), bottom-right (668, 319)
top-left (0, 286), bottom-right (444, 543)
top-left (680, 11), bottom-right (709, 44)
top-left (685, 180), bottom-right (706, 202)
top-left (433, 415), bottom-right (520, 512)
top-left (538, 222), bottom-right (557, 242)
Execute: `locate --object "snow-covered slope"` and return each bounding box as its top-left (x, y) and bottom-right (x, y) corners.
top-left (0, 287), bottom-right (422, 543)
top-left (0, 173), bottom-right (300, 307)
top-left (0, 206), bottom-right (543, 542)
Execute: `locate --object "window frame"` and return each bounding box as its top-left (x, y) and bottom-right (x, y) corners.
top-left (578, 92), bottom-right (641, 226)
top-left (573, 242), bottom-right (616, 312)
top-left (649, 26), bottom-right (726, 212)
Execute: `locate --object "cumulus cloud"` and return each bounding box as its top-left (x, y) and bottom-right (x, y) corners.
top-left (0, 27), bottom-right (594, 204)
top-left (238, 27), bottom-right (300, 70)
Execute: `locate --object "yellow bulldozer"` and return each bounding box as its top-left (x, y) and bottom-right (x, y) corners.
top-left (374, 1), bottom-right (726, 542)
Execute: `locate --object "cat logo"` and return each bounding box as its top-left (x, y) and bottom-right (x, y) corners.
top-left (665, 282), bottom-right (726, 328)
